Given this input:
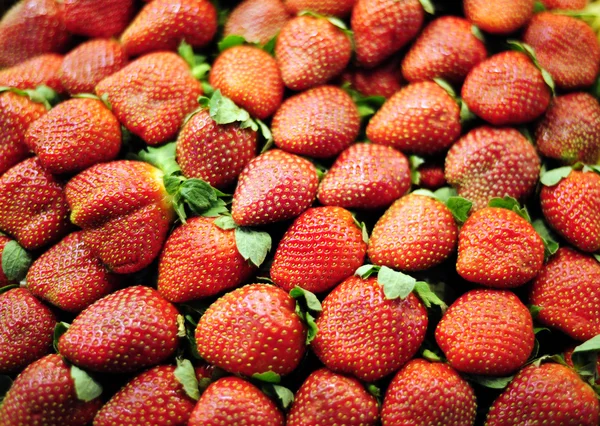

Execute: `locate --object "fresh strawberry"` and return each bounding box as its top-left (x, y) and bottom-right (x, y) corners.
top-left (351, 0), bottom-right (424, 68)
top-left (231, 149), bottom-right (319, 227)
top-left (463, 0), bottom-right (534, 34)
top-left (462, 51), bottom-right (551, 126)
top-left (286, 368), bottom-right (379, 426)
top-left (95, 51), bottom-right (203, 146)
top-left (0, 157), bottom-right (71, 250)
top-left (366, 81), bottom-right (461, 155)
top-left (26, 231), bottom-right (120, 313)
top-left (0, 53), bottom-right (64, 93)
top-left (0, 287), bottom-right (56, 374)
top-left (196, 283), bottom-right (307, 377)
top-left (317, 143), bottom-right (411, 209)
top-left (188, 376), bottom-right (284, 426)
top-left (58, 286), bottom-right (180, 373)
top-left (381, 359), bottom-right (477, 426)
top-left (416, 162), bottom-right (446, 189)
top-left (367, 193), bottom-right (458, 272)
top-left (540, 0), bottom-right (587, 9)
top-left (282, 0), bottom-right (357, 17)
top-left (347, 58), bottom-right (403, 98)
top-left (444, 126), bottom-right (541, 211)
top-left (25, 97), bottom-right (122, 175)
top-left (224, 0), bottom-right (290, 45)
top-left (435, 289), bottom-right (535, 375)
top-left (271, 85), bottom-right (360, 158)
top-left (523, 12), bottom-right (600, 90)
top-left (486, 362), bottom-right (599, 425)
top-left (62, 0), bottom-right (134, 38)
top-left (59, 38), bottom-right (129, 95)
top-left (401, 16), bottom-right (487, 84)
top-left (120, 0), bottom-right (217, 58)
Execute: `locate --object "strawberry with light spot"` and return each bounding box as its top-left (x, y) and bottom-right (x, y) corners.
top-left (224, 0), bottom-right (290, 45)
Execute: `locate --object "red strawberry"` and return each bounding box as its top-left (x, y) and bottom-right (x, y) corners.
top-left (271, 85), bottom-right (360, 158)
top-left (524, 12), bottom-right (600, 90)
top-left (444, 126), bottom-right (541, 211)
top-left (367, 193), bottom-right (458, 272)
top-left (120, 0), bottom-right (217, 58)
top-left (463, 0), bottom-right (534, 34)
top-left (381, 359), bottom-right (477, 426)
top-left (224, 0), bottom-right (290, 45)
top-left (347, 58), bottom-right (403, 98)
top-left (435, 289), bottom-right (535, 375)
top-left (286, 368), bottom-right (379, 426)
top-left (0, 53), bottom-right (64, 93)
top-left (95, 51), bottom-right (203, 146)
top-left (0, 287), bottom-right (56, 374)
top-left (540, 0), bottom-right (587, 9)
top-left (416, 162), bottom-right (446, 189)
top-left (62, 0), bottom-right (134, 38)
top-left (188, 377), bottom-right (284, 426)
top-left (366, 81), bottom-right (461, 155)
top-left (317, 143), bottom-right (411, 209)
top-left (58, 286), bottom-right (180, 373)
top-left (231, 149), bottom-right (319, 227)
top-left (282, 0), bottom-right (357, 17)
top-left (486, 362), bottom-right (599, 425)
top-left (196, 283), bottom-right (307, 377)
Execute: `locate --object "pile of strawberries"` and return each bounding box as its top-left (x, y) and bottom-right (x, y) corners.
top-left (1, 0), bottom-right (600, 424)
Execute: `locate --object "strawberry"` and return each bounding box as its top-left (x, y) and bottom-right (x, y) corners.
top-left (26, 231), bottom-right (120, 313)
top-left (317, 143), bottom-right (411, 209)
top-left (58, 286), bottom-right (180, 373)
top-left (275, 15), bottom-right (352, 91)
top-left (540, 0), bottom-right (588, 9)
top-left (196, 283), bottom-right (307, 377)
top-left (0, 53), bottom-right (64, 93)
top-left (401, 16), bottom-right (487, 84)
top-left (62, 0), bottom-right (134, 38)
top-left (282, 0), bottom-right (357, 17)
top-left (462, 51), bottom-right (551, 126)
top-left (209, 45), bottom-right (284, 120)
top-left (381, 359), bottom-right (477, 426)
top-left (271, 85), bottom-right (360, 158)
top-left (286, 368), bottom-right (379, 426)
top-left (0, 287), bottom-right (56, 374)
top-left (0, 235), bottom-right (11, 286)
top-left (463, 0), bottom-right (534, 34)
top-left (347, 58), bottom-right (403, 98)
top-left (224, 0), bottom-right (290, 45)
top-left (435, 289), bottom-right (535, 375)
top-left (231, 149), bottom-right (319, 227)
top-left (188, 376), bottom-right (284, 426)
top-left (416, 162), bottom-right (446, 189)
top-left (486, 362), bottom-right (599, 425)
top-left (0, 157), bottom-right (71, 250)
top-left (444, 126), bottom-right (541, 211)
top-left (95, 51), bottom-right (203, 146)
top-left (59, 38), bottom-right (129, 95)
top-left (351, 0), bottom-right (424, 68)
top-left (366, 81), bottom-right (461, 155)
top-left (120, 0), bottom-right (217, 58)
top-left (25, 97), bottom-right (122, 175)
top-left (523, 12), bottom-right (600, 90)
top-left (367, 193), bottom-right (458, 272)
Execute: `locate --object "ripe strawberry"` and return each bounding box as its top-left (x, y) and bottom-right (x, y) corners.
top-left (120, 0), bottom-right (217, 58)
top-left (59, 38), bottom-right (129, 95)
top-left (366, 81), bottom-right (461, 155)
top-left (524, 12), bottom-right (600, 90)
top-left (540, 169), bottom-right (600, 253)
top-left (463, 0), bottom-right (534, 34)
top-left (58, 286), bottom-right (180, 373)
top-left (282, 0), bottom-right (357, 17)
top-left (486, 362), bottom-right (599, 425)
top-left (367, 193), bottom-right (458, 272)
top-left (351, 0), bottom-right (424, 68)
top-left (435, 289), bottom-right (535, 375)
top-left (462, 51), bottom-right (551, 126)
top-left (224, 0), bottom-right (290, 45)
top-left (271, 85), bottom-right (360, 158)
top-left (196, 284), bottom-right (307, 377)
top-left (25, 97), bottom-right (122, 175)
top-left (62, 0), bottom-right (134, 38)
top-left (286, 368), bottom-right (379, 426)
top-left (347, 58), bottom-right (403, 98)
top-left (209, 45), bottom-right (284, 120)
top-left (312, 275), bottom-right (428, 382)
top-left (95, 51), bottom-right (203, 146)
top-left (275, 15), bottom-right (352, 91)
top-left (381, 359), bottom-right (477, 426)
top-left (0, 354), bottom-right (102, 425)
top-left (401, 16), bottom-right (487, 84)
top-left (0, 287), bottom-right (56, 374)
top-left (540, 0), bottom-right (587, 9)
top-left (231, 149), bottom-right (319, 227)
top-left (0, 157), bottom-right (71, 250)
top-left (188, 377), bottom-right (284, 426)
top-left (0, 53), bottom-right (64, 93)
top-left (444, 127), bottom-right (541, 211)
top-left (416, 162), bottom-right (446, 189)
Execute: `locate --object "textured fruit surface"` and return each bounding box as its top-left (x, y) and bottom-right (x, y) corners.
top-left (463, 0), bottom-right (534, 34)
top-left (348, 58), bottom-right (403, 98)
top-left (62, 0), bottom-right (134, 38)
top-left (283, 0), bottom-right (356, 17)
top-left (0, 53), bottom-right (64, 93)
top-left (224, 0), bottom-right (290, 45)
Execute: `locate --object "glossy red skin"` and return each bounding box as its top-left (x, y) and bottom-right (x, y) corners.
top-left (312, 276), bottom-right (428, 382)
top-left (0, 288), bottom-right (56, 374)
top-left (62, 0), bottom-right (134, 38)
top-left (225, 0), bottom-right (290, 45)
top-left (464, 0), bottom-right (534, 34)
top-left (417, 163), bottom-right (446, 189)
top-left (27, 231), bottom-right (120, 313)
top-left (283, 0), bottom-right (356, 17)
top-left (348, 58), bottom-right (403, 98)
top-left (58, 286), bottom-right (180, 373)
top-left (0, 354), bottom-right (102, 425)
top-left (0, 53), bottom-right (65, 93)
top-left (540, 0), bottom-right (587, 8)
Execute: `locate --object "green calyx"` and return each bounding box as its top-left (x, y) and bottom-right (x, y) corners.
top-left (410, 188), bottom-right (472, 224)
top-left (70, 364), bottom-right (102, 402)
top-left (341, 81), bottom-right (385, 119)
top-left (214, 215), bottom-right (272, 268)
top-left (290, 286), bottom-right (322, 344)
top-left (571, 335), bottom-right (600, 385)
top-left (0, 85), bottom-right (59, 110)
top-left (1, 240), bottom-right (32, 283)
top-left (178, 40), bottom-right (211, 81)
top-left (73, 92), bottom-right (112, 110)
top-left (174, 358), bottom-right (201, 401)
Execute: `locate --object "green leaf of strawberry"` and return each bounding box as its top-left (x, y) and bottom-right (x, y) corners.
top-left (446, 196), bottom-right (473, 223)
top-left (377, 266), bottom-right (416, 300)
top-left (290, 286), bottom-right (322, 344)
top-left (413, 281), bottom-right (448, 311)
top-left (272, 384), bottom-right (294, 409)
top-left (234, 227), bottom-right (272, 267)
top-left (70, 364), bottom-right (102, 402)
top-left (218, 35), bottom-right (247, 52)
top-left (532, 218), bottom-right (560, 258)
top-left (214, 215), bottom-right (237, 230)
top-left (466, 374), bottom-right (514, 389)
top-left (540, 166), bottom-right (573, 186)
top-left (252, 371), bottom-right (281, 384)
top-left (53, 321), bottom-right (70, 353)
top-left (174, 358), bottom-right (200, 401)
top-left (1, 240), bottom-right (32, 282)
top-left (488, 196), bottom-right (531, 221)
top-left (507, 40), bottom-right (556, 94)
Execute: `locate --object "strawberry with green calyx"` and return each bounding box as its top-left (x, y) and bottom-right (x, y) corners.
top-left (2, 237), bottom-right (33, 285)
top-left (283, 0), bottom-right (357, 17)
top-left (0, 54), bottom-right (65, 94)
top-left (0, 235), bottom-right (16, 286)
top-left (224, 0), bottom-right (290, 45)
top-left (289, 286), bottom-right (322, 345)
top-left (463, 0), bottom-right (534, 34)
top-left (62, 0), bottom-right (134, 38)
top-left (565, 335), bottom-right (600, 387)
